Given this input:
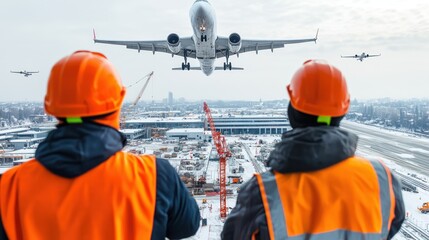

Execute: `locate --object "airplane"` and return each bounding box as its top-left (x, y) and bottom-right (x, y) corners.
top-left (341, 52), bottom-right (381, 62)
top-left (94, 0), bottom-right (318, 76)
top-left (10, 70), bottom-right (39, 77)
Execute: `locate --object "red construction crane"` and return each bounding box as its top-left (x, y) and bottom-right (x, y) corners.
top-left (203, 102), bottom-right (231, 219)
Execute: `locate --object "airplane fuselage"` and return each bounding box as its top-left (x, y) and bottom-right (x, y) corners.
top-left (94, 0), bottom-right (318, 76)
top-left (190, 0), bottom-right (217, 75)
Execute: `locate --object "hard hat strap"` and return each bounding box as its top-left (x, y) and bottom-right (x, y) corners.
top-left (317, 116), bottom-right (331, 126)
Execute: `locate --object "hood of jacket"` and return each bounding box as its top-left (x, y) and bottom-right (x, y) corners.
top-left (267, 126), bottom-right (358, 173)
top-left (35, 123), bottom-right (127, 178)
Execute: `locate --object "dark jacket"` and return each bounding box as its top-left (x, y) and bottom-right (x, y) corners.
top-left (0, 123), bottom-right (200, 240)
top-left (221, 126), bottom-right (405, 240)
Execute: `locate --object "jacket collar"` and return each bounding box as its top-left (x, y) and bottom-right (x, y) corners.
top-left (35, 123), bottom-right (126, 178)
top-left (267, 126), bottom-right (358, 173)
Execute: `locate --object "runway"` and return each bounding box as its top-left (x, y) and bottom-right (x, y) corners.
top-left (341, 121), bottom-right (429, 176)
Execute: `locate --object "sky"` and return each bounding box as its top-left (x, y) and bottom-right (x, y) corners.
top-left (1, 0), bottom-right (429, 102)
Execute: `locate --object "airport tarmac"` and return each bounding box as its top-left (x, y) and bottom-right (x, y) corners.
top-left (342, 121), bottom-right (429, 176)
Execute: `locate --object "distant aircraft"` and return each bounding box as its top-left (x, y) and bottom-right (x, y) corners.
top-left (94, 0), bottom-right (318, 76)
top-left (10, 71), bottom-right (39, 77)
top-left (341, 52), bottom-right (381, 62)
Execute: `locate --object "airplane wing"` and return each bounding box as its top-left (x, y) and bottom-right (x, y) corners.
top-left (214, 66), bottom-right (243, 70)
top-left (94, 32), bottom-right (196, 58)
top-left (341, 55), bottom-right (359, 58)
top-left (172, 67), bottom-right (201, 70)
top-left (10, 71), bottom-right (21, 73)
top-left (215, 29), bottom-right (318, 57)
top-left (27, 71), bottom-right (39, 73)
top-left (366, 54), bottom-right (381, 58)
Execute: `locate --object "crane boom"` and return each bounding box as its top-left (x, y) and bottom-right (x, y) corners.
top-left (132, 71), bottom-right (154, 106)
top-left (120, 71), bottom-right (154, 129)
top-left (203, 102), bottom-right (230, 218)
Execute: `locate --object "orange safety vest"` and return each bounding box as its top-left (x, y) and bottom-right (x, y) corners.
top-left (1, 153), bottom-right (157, 240)
top-left (256, 156), bottom-right (395, 240)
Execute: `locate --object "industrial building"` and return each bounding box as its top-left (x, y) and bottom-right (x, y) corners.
top-left (120, 129), bottom-right (146, 140)
top-left (124, 117), bottom-right (204, 129)
top-left (123, 115), bottom-right (289, 137)
top-left (166, 128), bottom-right (212, 141)
top-left (208, 115), bottom-right (289, 135)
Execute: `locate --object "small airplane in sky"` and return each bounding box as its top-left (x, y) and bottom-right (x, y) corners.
top-left (10, 70), bottom-right (39, 77)
top-left (341, 52), bottom-right (381, 62)
top-left (94, 0), bottom-right (318, 76)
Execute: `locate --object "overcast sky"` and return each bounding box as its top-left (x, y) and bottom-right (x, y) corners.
top-left (1, 0), bottom-right (429, 102)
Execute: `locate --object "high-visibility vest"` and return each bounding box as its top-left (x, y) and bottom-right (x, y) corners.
top-left (256, 156), bottom-right (395, 240)
top-left (1, 153), bottom-right (157, 240)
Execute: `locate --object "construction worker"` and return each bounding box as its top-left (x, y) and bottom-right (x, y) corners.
top-left (221, 60), bottom-right (405, 240)
top-left (0, 51), bottom-right (200, 240)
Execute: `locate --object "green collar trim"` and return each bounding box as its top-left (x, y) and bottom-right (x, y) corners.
top-left (317, 116), bottom-right (331, 126)
top-left (66, 117), bottom-right (83, 124)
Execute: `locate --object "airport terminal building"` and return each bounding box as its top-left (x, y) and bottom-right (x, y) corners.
top-left (209, 115), bottom-right (289, 135)
top-left (124, 115), bottom-right (289, 137)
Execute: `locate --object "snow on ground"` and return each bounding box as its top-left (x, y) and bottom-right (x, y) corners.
top-left (409, 148), bottom-right (429, 154)
top-left (403, 190), bottom-right (429, 229)
top-left (235, 158), bottom-right (256, 183)
top-left (395, 153), bottom-right (415, 159)
top-left (345, 120), bottom-right (429, 144)
top-left (184, 196), bottom-right (237, 240)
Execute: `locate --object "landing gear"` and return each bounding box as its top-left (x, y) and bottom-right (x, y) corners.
top-left (182, 50), bottom-right (190, 70)
top-left (182, 62), bottom-right (190, 71)
top-left (223, 50), bottom-right (232, 70)
top-left (223, 62), bottom-right (232, 70)
top-left (201, 34), bottom-right (207, 42)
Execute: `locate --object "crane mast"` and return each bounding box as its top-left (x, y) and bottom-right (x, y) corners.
top-left (203, 102), bottom-right (231, 218)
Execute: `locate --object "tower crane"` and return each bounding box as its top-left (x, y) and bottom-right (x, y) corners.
top-left (120, 71), bottom-right (154, 129)
top-left (203, 102), bottom-right (231, 219)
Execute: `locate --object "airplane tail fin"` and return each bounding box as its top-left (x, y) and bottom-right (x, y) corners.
top-left (314, 28), bottom-right (319, 44)
top-left (93, 29), bottom-right (97, 42)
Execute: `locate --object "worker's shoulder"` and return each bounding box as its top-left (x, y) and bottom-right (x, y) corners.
top-left (1, 158), bottom-right (38, 178)
top-left (351, 155), bottom-right (393, 169)
top-left (119, 152), bottom-right (177, 175)
top-left (120, 152), bottom-right (171, 165)
top-left (239, 174), bottom-right (259, 193)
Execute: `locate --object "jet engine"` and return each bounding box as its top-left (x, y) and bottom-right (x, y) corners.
top-left (167, 33), bottom-right (181, 54)
top-left (228, 33), bottom-right (242, 53)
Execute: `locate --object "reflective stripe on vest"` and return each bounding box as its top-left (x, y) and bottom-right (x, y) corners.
top-left (368, 159), bottom-right (392, 239)
top-left (256, 157), bottom-right (393, 240)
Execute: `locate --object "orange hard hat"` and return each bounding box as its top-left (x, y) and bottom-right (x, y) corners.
top-left (44, 50), bottom-right (126, 129)
top-left (287, 60), bottom-right (350, 117)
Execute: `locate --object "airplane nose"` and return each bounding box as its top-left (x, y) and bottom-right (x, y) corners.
top-left (194, 4), bottom-right (207, 15)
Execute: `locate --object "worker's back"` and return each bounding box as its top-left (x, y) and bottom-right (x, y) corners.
top-left (0, 51), bottom-right (200, 240)
top-left (1, 152), bottom-right (156, 240)
top-left (221, 60), bottom-right (405, 240)
top-left (255, 154), bottom-right (395, 239)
